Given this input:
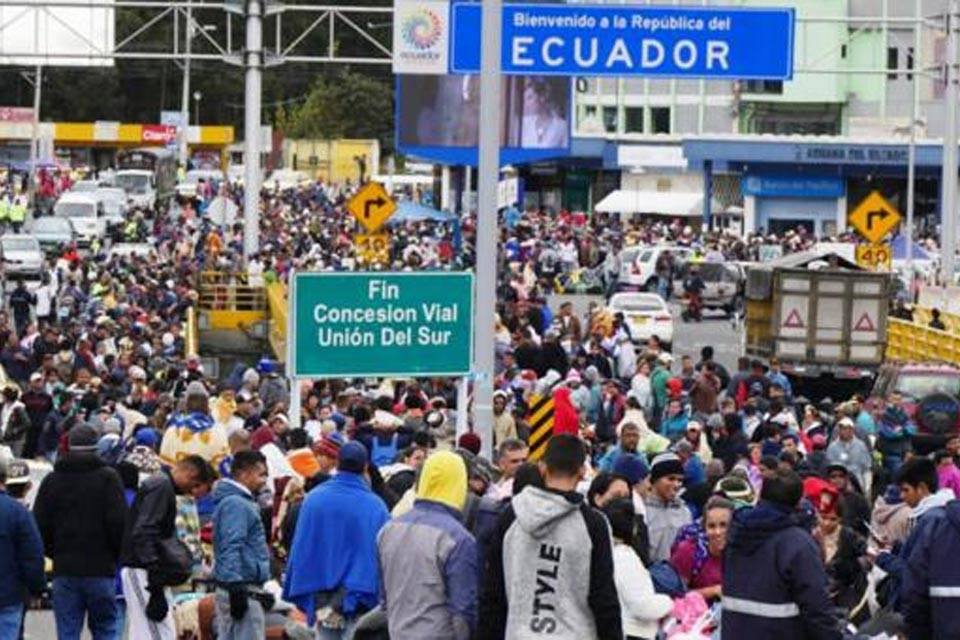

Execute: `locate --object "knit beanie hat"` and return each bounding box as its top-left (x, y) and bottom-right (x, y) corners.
top-left (457, 432), bottom-right (482, 456)
top-left (649, 452), bottom-right (684, 483)
top-left (612, 453), bottom-right (649, 486)
top-left (313, 432), bottom-right (344, 459)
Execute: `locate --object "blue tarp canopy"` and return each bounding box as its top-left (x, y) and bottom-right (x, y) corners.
top-left (891, 235), bottom-right (932, 260)
top-left (386, 200), bottom-right (458, 225)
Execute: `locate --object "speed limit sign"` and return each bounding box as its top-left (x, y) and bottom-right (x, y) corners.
top-left (855, 242), bottom-right (892, 271)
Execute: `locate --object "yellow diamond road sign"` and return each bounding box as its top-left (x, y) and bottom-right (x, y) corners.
top-left (347, 182), bottom-right (397, 232)
top-left (848, 191), bottom-right (902, 244)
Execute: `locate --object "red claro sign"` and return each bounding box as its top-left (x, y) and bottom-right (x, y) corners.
top-left (141, 124), bottom-right (177, 144)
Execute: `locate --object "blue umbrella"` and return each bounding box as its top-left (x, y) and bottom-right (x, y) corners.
top-left (891, 235), bottom-right (931, 261)
top-left (386, 200), bottom-right (458, 224)
top-left (387, 200), bottom-right (462, 252)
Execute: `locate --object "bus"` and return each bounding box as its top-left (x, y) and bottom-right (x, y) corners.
top-left (115, 147), bottom-right (177, 211)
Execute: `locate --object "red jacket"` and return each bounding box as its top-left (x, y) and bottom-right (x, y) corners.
top-left (552, 387), bottom-right (580, 436)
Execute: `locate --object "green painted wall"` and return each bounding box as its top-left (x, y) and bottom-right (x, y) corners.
top-left (740, 0), bottom-right (849, 104)
top-left (847, 30), bottom-right (885, 103)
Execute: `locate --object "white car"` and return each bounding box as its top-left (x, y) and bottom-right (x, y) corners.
top-left (0, 234), bottom-right (44, 278)
top-left (68, 180), bottom-right (100, 194)
top-left (607, 292), bottom-right (674, 347)
top-left (265, 169), bottom-right (312, 192)
top-left (617, 244), bottom-right (695, 291)
top-left (94, 187), bottom-right (128, 228)
top-left (54, 192), bottom-right (105, 247)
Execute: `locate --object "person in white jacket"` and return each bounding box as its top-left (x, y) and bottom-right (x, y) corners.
top-left (603, 497), bottom-right (673, 640)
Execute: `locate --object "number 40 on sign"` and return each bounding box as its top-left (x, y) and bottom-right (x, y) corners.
top-left (855, 243), bottom-right (892, 271)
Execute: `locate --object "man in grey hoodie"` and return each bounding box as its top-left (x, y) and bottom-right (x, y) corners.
top-left (478, 434), bottom-right (622, 640)
top-left (644, 452), bottom-right (692, 563)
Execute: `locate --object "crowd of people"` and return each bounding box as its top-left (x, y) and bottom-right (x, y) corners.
top-left (0, 165), bottom-right (957, 640)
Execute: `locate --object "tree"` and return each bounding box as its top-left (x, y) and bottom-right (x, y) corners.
top-left (281, 70), bottom-right (394, 152)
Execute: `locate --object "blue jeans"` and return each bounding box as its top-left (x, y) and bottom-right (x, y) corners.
top-left (52, 576), bottom-right (120, 640)
top-left (0, 603), bottom-right (23, 639)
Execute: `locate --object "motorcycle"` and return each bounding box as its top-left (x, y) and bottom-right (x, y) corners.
top-left (680, 292), bottom-right (703, 322)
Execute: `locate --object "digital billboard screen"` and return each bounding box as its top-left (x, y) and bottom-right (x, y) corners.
top-left (396, 74), bottom-right (572, 166)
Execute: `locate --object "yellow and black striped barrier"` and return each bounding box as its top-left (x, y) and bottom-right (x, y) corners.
top-left (526, 393), bottom-right (555, 462)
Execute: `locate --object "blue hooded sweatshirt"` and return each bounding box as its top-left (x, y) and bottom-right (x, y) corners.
top-left (282, 472), bottom-right (390, 624)
top-left (722, 501), bottom-right (841, 640)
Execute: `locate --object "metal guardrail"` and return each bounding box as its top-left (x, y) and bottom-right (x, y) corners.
top-left (197, 271), bottom-right (266, 311)
top-left (886, 318), bottom-right (960, 365)
top-left (266, 282), bottom-right (287, 362)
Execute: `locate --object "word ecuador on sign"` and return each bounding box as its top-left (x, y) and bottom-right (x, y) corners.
top-left (451, 3), bottom-right (795, 79)
top-left (289, 272), bottom-right (474, 378)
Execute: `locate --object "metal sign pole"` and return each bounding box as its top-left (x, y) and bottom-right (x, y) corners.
top-left (243, 0), bottom-right (263, 260)
top-left (473, 0), bottom-right (502, 460)
top-left (941, 0), bottom-right (959, 285)
top-left (906, 0), bottom-right (921, 273)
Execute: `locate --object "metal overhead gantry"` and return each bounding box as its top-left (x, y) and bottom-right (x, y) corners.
top-left (0, 0), bottom-right (392, 259)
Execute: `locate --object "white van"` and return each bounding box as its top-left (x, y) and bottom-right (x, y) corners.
top-left (54, 192), bottom-right (105, 247)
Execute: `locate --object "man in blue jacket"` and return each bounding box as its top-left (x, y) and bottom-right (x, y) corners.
top-left (722, 467), bottom-right (841, 640)
top-left (212, 450), bottom-right (270, 640)
top-left (0, 456), bottom-right (45, 638)
top-left (283, 441), bottom-right (390, 639)
top-left (902, 497), bottom-right (960, 639)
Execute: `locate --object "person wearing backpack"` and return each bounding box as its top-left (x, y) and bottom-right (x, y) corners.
top-left (119, 455), bottom-right (215, 640)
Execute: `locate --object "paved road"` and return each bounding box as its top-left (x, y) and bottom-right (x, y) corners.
top-left (24, 610), bottom-right (80, 639)
top-left (670, 305), bottom-right (743, 374)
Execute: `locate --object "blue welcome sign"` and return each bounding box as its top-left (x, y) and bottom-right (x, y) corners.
top-left (451, 3), bottom-right (794, 79)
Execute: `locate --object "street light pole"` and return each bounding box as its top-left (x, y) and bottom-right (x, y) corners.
top-left (473, 0), bottom-right (502, 459)
top-left (179, 0), bottom-right (192, 167)
top-left (243, 0), bottom-right (263, 260)
top-left (27, 65), bottom-right (41, 205)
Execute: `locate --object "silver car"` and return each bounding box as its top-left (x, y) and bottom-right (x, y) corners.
top-left (0, 234), bottom-right (44, 277)
top-left (26, 216), bottom-right (74, 252)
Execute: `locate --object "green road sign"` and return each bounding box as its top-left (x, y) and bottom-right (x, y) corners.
top-left (289, 272), bottom-right (474, 378)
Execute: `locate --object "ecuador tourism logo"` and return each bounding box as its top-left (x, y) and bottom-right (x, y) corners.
top-left (402, 8), bottom-right (442, 50)
top-left (393, 0), bottom-right (449, 74)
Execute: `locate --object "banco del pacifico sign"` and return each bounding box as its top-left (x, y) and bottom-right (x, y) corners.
top-left (289, 272), bottom-right (474, 378)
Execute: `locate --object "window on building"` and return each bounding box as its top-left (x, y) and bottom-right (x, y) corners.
top-left (841, 44), bottom-right (847, 59)
top-left (887, 47), bottom-right (899, 80)
top-left (748, 103), bottom-right (842, 136)
top-left (602, 106), bottom-right (618, 133)
top-left (907, 47), bottom-right (915, 81)
top-left (651, 107), bottom-right (671, 134)
top-left (624, 107), bottom-right (644, 133)
top-left (742, 80), bottom-right (783, 94)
